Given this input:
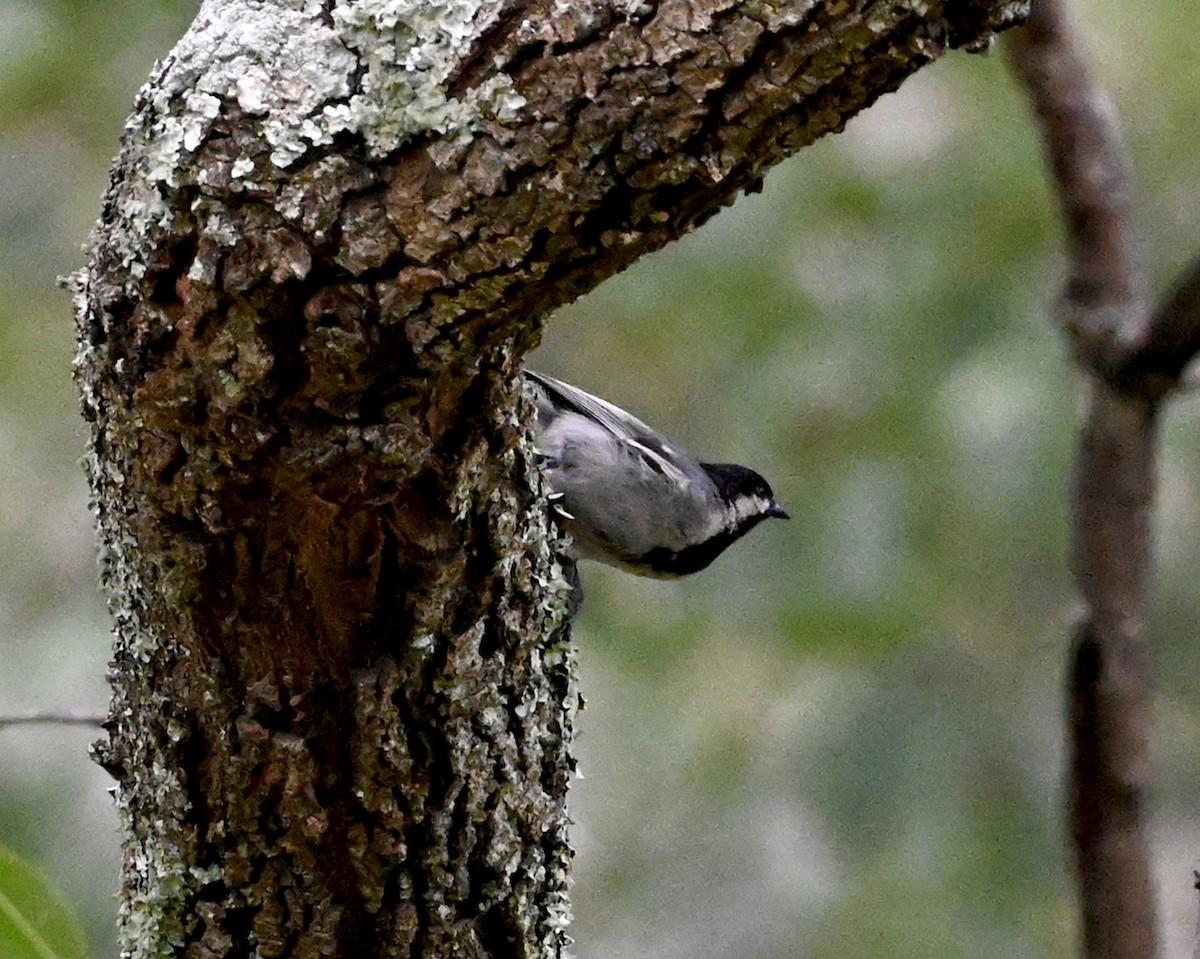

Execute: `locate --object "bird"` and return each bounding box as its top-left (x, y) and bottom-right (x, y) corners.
top-left (526, 369), bottom-right (788, 577)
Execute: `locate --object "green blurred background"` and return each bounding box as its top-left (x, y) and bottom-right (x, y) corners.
top-left (2, 1), bottom-right (1199, 957)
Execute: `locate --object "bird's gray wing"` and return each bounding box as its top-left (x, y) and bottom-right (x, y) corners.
top-left (525, 369), bottom-right (691, 485)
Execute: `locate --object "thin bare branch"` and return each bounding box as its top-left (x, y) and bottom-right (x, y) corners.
top-left (1066, 387), bottom-right (1158, 959)
top-left (0, 710), bottom-right (106, 730)
top-left (1007, 0), bottom-right (1147, 375)
top-left (1007, 2), bottom-right (1159, 958)
top-left (1011, 0), bottom-right (1200, 404)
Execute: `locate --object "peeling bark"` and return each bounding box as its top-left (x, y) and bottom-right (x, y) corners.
top-left (71, 0), bottom-right (1026, 956)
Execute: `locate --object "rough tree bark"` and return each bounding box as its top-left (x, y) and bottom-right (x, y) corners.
top-left (70, 1), bottom-right (1026, 957)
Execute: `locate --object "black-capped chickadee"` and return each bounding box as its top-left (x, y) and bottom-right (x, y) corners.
top-left (527, 370), bottom-right (788, 578)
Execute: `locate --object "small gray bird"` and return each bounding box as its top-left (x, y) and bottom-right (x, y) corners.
top-left (527, 369), bottom-right (788, 577)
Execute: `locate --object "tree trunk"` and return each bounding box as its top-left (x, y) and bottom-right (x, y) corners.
top-left (70, 1), bottom-right (1026, 956)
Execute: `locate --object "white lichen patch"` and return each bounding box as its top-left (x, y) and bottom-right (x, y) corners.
top-left (159, 1), bottom-right (357, 169)
top-left (165, 0), bottom-right (526, 169)
top-left (103, 0), bottom-right (526, 286)
top-left (327, 0), bottom-right (526, 158)
top-left (108, 729), bottom-right (197, 959)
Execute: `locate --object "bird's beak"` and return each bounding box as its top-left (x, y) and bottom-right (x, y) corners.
top-left (768, 502), bottom-right (790, 520)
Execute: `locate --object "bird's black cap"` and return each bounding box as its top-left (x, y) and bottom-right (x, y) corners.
top-left (701, 462), bottom-right (789, 521)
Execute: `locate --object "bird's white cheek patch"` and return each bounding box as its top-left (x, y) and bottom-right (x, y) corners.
top-left (733, 495), bottom-right (773, 524)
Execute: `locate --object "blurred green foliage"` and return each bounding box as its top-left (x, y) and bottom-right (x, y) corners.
top-left (0, 840), bottom-right (85, 959)
top-left (1, 2), bottom-right (1198, 958)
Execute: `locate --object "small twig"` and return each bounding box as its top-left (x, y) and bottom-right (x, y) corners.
top-left (1121, 253), bottom-right (1200, 397)
top-left (0, 711), bottom-right (107, 730)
